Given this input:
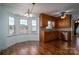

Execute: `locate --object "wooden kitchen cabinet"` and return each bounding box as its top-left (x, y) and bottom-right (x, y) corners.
top-left (39, 13), bottom-right (72, 54)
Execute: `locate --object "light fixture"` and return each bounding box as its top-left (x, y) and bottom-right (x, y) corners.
top-left (75, 20), bottom-right (79, 23)
top-left (60, 12), bottom-right (66, 19)
top-left (24, 3), bottom-right (35, 17)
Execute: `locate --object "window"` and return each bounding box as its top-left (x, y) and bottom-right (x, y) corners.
top-left (32, 20), bottom-right (37, 32)
top-left (9, 16), bottom-right (15, 35)
top-left (20, 19), bottom-right (28, 33)
top-left (8, 15), bottom-right (38, 35)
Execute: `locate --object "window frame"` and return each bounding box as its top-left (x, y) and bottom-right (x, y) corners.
top-left (8, 15), bottom-right (39, 36)
top-left (19, 19), bottom-right (28, 34)
top-left (31, 19), bottom-right (37, 33)
top-left (8, 16), bottom-right (15, 35)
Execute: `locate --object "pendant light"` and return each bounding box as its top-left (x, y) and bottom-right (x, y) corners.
top-left (24, 3), bottom-right (35, 17)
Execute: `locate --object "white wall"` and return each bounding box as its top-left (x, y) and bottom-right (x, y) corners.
top-left (0, 5), bottom-right (39, 50)
top-left (0, 5), bottom-right (7, 50)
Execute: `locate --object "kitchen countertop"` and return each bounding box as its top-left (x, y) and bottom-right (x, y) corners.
top-left (40, 28), bottom-right (72, 32)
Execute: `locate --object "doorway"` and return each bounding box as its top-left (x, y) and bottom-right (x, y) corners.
top-left (73, 20), bottom-right (79, 47)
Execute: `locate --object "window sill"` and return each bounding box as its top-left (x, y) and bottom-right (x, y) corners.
top-left (7, 33), bottom-right (38, 37)
top-left (7, 33), bottom-right (29, 37)
top-left (31, 33), bottom-right (38, 35)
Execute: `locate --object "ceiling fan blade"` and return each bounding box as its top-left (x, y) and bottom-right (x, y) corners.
top-left (65, 9), bottom-right (78, 13)
top-left (48, 9), bottom-right (78, 17)
top-left (65, 9), bottom-right (73, 13)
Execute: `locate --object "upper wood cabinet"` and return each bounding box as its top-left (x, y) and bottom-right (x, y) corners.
top-left (39, 13), bottom-right (71, 28)
top-left (55, 15), bottom-right (71, 28)
top-left (39, 13), bottom-right (57, 28)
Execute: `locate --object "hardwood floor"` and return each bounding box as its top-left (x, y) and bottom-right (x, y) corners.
top-left (39, 40), bottom-right (78, 55)
top-left (0, 41), bottom-right (40, 55)
top-left (0, 38), bottom-right (79, 55)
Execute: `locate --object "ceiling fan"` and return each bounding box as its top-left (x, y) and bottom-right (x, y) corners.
top-left (53, 9), bottom-right (74, 17)
top-left (50, 9), bottom-right (76, 19)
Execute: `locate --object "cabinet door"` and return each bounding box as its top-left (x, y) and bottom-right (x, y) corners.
top-left (44, 32), bottom-right (59, 43)
top-left (56, 15), bottom-right (71, 28)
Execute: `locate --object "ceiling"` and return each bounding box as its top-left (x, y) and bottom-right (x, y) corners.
top-left (1, 3), bottom-right (79, 17)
